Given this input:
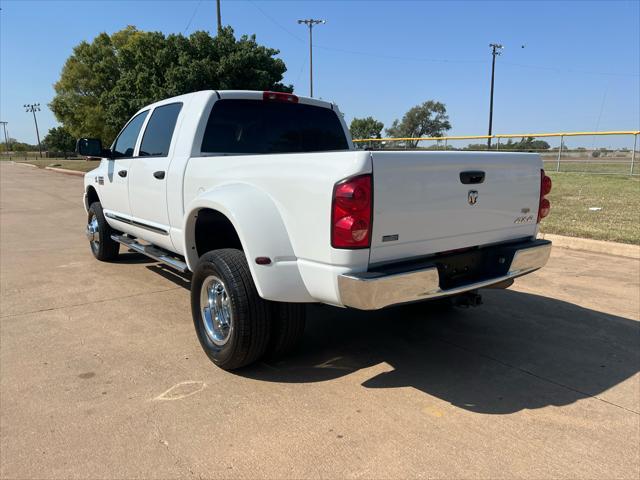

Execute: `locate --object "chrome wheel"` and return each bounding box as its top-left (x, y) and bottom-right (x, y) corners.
top-left (86, 214), bottom-right (100, 253)
top-left (200, 275), bottom-right (233, 346)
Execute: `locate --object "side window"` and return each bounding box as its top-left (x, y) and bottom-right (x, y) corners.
top-left (139, 103), bottom-right (183, 157)
top-left (112, 111), bottom-right (148, 158)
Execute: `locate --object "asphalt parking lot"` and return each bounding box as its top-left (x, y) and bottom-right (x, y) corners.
top-left (1, 162), bottom-right (638, 479)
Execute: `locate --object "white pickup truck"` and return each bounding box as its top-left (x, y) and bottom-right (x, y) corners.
top-left (79, 90), bottom-right (552, 370)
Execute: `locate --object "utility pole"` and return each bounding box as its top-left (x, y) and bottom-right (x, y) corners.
top-left (24, 103), bottom-right (42, 158)
top-left (297, 19), bottom-right (326, 97)
top-left (0, 121), bottom-right (9, 153)
top-left (487, 43), bottom-right (503, 149)
top-left (216, 0), bottom-right (222, 34)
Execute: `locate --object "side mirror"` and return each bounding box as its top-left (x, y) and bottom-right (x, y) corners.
top-left (76, 138), bottom-right (107, 158)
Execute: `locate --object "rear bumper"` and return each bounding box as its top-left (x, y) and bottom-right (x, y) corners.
top-left (337, 239), bottom-right (551, 310)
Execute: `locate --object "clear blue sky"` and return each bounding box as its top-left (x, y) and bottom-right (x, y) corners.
top-left (1, 0), bottom-right (639, 147)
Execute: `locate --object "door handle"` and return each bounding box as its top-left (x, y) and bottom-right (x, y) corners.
top-left (153, 171), bottom-right (166, 180)
top-left (460, 171), bottom-right (485, 184)
top-left (118, 170), bottom-right (127, 178)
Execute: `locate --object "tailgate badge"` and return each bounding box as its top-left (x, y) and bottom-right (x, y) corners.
top-left (514, 215), bottom-right (534, 224)
top-left (468, 190), bottom-right (478, 205)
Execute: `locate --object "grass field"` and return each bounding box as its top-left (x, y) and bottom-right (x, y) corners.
top-left (11, 158), bottom-right (100, 172)
top-left (543, 160), bottom-right (639, 176)
top-left (543, 172), bottom-right (639, 244)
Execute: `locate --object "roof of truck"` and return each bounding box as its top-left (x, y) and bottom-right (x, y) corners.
top-left (140, 90), bottom-right (337, 113)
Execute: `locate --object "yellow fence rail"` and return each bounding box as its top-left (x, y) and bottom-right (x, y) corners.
top-left (352, 130), bottom-right (640, 143)
top-left (353, 130), bottom-right (639, 176)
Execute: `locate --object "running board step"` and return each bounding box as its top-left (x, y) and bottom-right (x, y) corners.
top-left (111, 234), bottom-right (189, 273)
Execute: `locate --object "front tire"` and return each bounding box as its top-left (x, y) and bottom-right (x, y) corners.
top-left (191, 249), bottom-right (271, 370)
top-left (86, 202), bottom-right (120, 261)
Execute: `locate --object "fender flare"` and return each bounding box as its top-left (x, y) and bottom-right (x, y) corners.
top-left (84, 185), bottom-right (100, 212)
top-left (183, 183), bottom-right (314, 302)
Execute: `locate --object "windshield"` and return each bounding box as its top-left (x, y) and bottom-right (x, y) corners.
top-left (201, 99), bottom-right (349, 154)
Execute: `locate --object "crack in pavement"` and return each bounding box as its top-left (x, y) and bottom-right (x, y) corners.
top-left (147, 407), bottom-right (198, 478)
top-left (0, 286), bottom-right (182, 319)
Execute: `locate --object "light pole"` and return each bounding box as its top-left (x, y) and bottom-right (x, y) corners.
top-left (487, 43), bottom-right (503, 149)
top-left (24, 103), bottom-right (43, 158)
top-left (0, 121), bottom-right (9, 153)
top-left (297, 18), bottom-right (325, 98)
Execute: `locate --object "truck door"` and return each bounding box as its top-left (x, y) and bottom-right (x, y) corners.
top-left (127, 102), bottom-right (183, 251)
top-left (101, 110), bottom-right (148, 225)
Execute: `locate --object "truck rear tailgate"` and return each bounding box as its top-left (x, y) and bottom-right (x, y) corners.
top-left (369, 151), bottom-right (541, 265)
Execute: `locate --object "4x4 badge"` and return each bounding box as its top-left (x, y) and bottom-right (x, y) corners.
top-left (468, 190), bottom-right (478, 205)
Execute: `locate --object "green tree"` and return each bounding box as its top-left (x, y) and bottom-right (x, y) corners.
top-left (515, 137), bottom-right (550, 151)
top-left (465, 143), bottom-right (490, 151)
top-left (500, 137), bottom-right (550, 151)
top-left (50, 26), bottom-right (292, 145)
top-left (43, 126), bottom-right (76, 158)
top-left (349, 116), bottom-right (384, 140)
top-left (1, 139), bottom-right (38, 152)
top-left (466, 137), bottom-right (551, 151)
top-left (385, 101), bottom-right (451, 147)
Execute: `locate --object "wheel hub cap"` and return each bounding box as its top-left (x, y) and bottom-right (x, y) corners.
top-left (86, 215), bottom-right (99, 249)
top-left (200, 275), bottom-right (233, 346)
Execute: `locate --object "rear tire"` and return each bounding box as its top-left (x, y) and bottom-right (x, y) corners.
top-left (87, 202), bottom-right (120, 261)
top-left (266, 303), bottom-right (306, 359)
top-left (191, 249), bottom-right (271, 370)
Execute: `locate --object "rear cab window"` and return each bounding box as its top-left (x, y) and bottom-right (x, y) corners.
top-left (200, 99), bottom-right (349, 155)
top-left (139, 103), bottom-right (183, 157)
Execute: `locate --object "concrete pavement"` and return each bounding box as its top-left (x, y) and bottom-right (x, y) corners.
top-left (1, 162), bottom-right (639, 479)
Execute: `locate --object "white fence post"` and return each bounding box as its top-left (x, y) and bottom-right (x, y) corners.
top-left (556, 135), bottom-right (564, 172)
top-left (631, 134), bottom-right (637, 176)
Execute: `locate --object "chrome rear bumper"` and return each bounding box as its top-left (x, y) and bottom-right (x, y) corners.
top-left (338, 240), bottom-right (551, 310)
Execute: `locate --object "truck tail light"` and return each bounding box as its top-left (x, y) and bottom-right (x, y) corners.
top-left (538, 169), bottom-right (552, 223)
top-left (331, 174), bottom-right (372, 249)
top-left (263, 91), bottom-right (298, 103)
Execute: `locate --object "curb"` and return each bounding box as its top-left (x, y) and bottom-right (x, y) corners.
top-left (539, 232), bottom-right (639, 260)
top-left (15, 162), bottom-right (38, 168)
top-left (45, 166), bottom-right (85, 177)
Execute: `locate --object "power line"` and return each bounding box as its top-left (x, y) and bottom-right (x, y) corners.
top-left (500, 60), bottom-right (639, 78)
top-left (248, 0), bottom-right (304, 43)
top-left (314, 44), bottom-right (485, 65)
top-left (316, 45), bottom-right (637, 77)
top-left (246, 0), bottom-right (638, 79)
top-left (592, 83), bottom-right (610, 148)
top-left (248, 0), bottom-right (482, 66)
top-left (183, 0), bottom-right (203, 34)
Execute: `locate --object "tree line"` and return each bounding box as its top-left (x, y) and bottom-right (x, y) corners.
top-left (8, 25), bottom-right (553, 154)
top-left (33, 25), bottom-right (454, 153)
top-left (348, 100), bottom-right (452, 148)
top-left (0, 126), bottom-right (77, 156)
